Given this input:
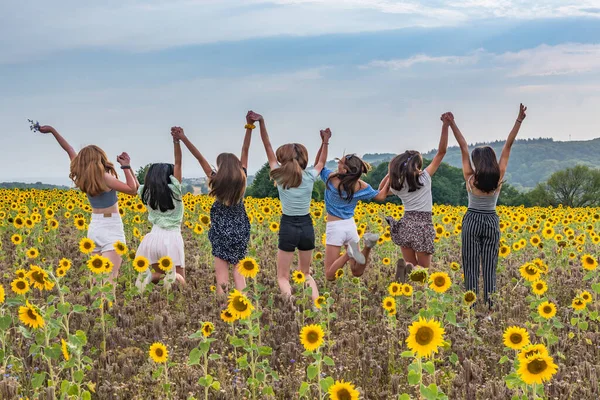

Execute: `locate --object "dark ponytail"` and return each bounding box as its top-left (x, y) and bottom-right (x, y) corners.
top-left (389, 151), bottom-right (423, 192)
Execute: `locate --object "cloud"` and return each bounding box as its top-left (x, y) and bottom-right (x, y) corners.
top-left (365, 43), bottom-right (600, 77)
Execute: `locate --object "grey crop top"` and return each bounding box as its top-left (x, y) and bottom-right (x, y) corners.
top-left (87, 190), bottom-right (118, 208)
top-left (466, 176), bottom-right (499, 211)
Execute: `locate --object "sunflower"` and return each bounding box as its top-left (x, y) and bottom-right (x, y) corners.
top-left (382, 257), bottom-right (391, 266)
top-left (11, 234), bottom-right (23, 245)
top-left (571, 296), bottom-right (586, 311)
top-left (210, 285), bottom-right (216, 293)
top-left (149, 342), bottom-right (168, 363)
top-left (133, 256), bottom-right (150, 273)
top-left (74, 218), bottom-right (87, 230)
top-left (388, 282), bottom-right (402, 297)
top-left (227, 289), bottom-right (254, 320)
top-left (238, 257), bottom-right (259, 278)
top-left (503, 326), bottom-right (530, 350)
top-left (79, 238), bottom-right (95, 254)
top-left (19, 301), bottom-right (45, 329)
top-left (157, 256), bottom-right (173, 272)
top-left (87, 255), bottom-right (110, 275)
top-left (499, 245), bottom-right (510, 258)
top-left (463, 291), bottom-right (476, 306)
top-left (269, 222), bottom-right (280, 232)
top-left (113, 241), bottom-right (128, 256)
top-left (55, 267), bottom-right (67, 278)
top-left (531, 280), bottom-right (548, 296)
top-left (220, 308), bottom-right (237, 323)
top-left (292, 270), bottom-right (306, 284)
top-left (581, 254), bottom-right (598, 271)
top-left (299, 324), bottom-right (325, 352)
top-left (202, 322), bottom-right (215, 337)
top-left (27, 266), bottom-right (54, 291)
top-left (25, 247), bottom-right (39, 259)
top-left (59, 258), bottom-right (72, 271)
top-left (519, 263), bottom-right (540, 282)
top-left (328, 380), bottom-right (359, 400)
top-left (406, 317), bottom-right (445, 358)
top-left (193, 224), bottom-right (204, 235)
top-left (518, 343), bottom-right (549, 365)
top-left (314, 252), bottom-right (323, 261)
top-left (11, 278), bottom-right (30, 295)
top-left (382, 296), bottom-right (396, 312)
top-left (580, 291), bottom-right (593, 304)
top-left (199, 214), bottom-right (211, 225)
top-left (538, 301), bottom-right (556, 319)
top-left (517, 354), bottom-right (558, 385)
top-left (409, 268), bottom-right (428, 284)
top-left (314, 296), bottom-right (326, 309)
top-left (450, 262), bottom-right (460, 271)
top-left (61, 339), bottom-right (70, 361)
top-left (429, 272), bottom-right (451, 294)
top-left (0, 285), bottom-right (4, 304)
top-left (334, 269), bottom-right (344, 280)
top-left (402, 283), bottom-right (414, 296)
top-left (15, 269), bottom-right (27, 279)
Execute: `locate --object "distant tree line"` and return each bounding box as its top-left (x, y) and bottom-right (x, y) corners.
top-left (0, 182), bottom-right (68, 190)
top-left (245, 161), bottom-right (600, 208)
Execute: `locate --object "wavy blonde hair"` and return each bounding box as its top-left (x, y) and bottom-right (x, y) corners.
top-left (69, 145), bottom-right (117, 196)
top-left (270, 143), bottom-right (308, 189)
top-left (209, 153), bottom-right (247, 207)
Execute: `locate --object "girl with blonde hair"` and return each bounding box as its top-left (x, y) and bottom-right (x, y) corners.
top-left (38, 125), bottom-right (139, 284)
top-left (256, 111), bottom-right (330, 303)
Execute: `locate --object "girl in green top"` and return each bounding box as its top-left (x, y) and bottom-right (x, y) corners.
top-left (135, 127), bottom-right (186, 292)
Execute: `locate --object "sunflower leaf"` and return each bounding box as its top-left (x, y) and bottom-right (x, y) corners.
top-left (407, 370), bottom-right (421, 385)
top-left (401, 351), bottom-right (414, 358)
top-left (420, 382), bottom-right (438, 400)
top-left (299, 381), bottom-right (309, 396)
top-left (188, 348), bottom-right (201, 366)
top-left (423, 361), bottom-right (435, 375)
top-left (323, 356), bottom-right (335, 366)
top-left (307, 364), bottom-right (318, 380)
top-left (320, 377), bottom-right (334, 392)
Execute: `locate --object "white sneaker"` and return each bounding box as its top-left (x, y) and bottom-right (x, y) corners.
top-left (363, 233), bottom-right (380, 248)
top-left (346, 241), bottom-right (366, 264)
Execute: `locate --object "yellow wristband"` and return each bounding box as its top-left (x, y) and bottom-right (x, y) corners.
top-left (245, 124), bottom-right (256, 130)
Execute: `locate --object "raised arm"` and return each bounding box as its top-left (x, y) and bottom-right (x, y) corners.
top-left (240, 112), bottom-right (255, 170)
top-left (172, 128), bottom-right (213, 178)
top-left (314, 128), bottom-right (331, 174)
top-left (105, 152), bottom-right (139, 196)
top-left (424, 114), bottom-right (449, 177)
top-left (38, 125), bottom-right (77, 161)
top-left (252, 111), bottom-right (278, 170)
top-left (448, 114), bottom-right (474, 181)
top-left (172, 127), bottom-right (183, 182)
top-left (498, 104), bottom-right (527, 180)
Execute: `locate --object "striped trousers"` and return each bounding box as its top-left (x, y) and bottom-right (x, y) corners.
top-left (461, 209), bottom-right (500, 306)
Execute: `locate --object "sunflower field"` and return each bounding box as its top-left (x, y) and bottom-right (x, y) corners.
top-left (0, 188), bottom-right (599, 400)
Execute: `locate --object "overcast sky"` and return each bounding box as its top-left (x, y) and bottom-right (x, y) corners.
top-left (1, 0), bottom-right (600, 185)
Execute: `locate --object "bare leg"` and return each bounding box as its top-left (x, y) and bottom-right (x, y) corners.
top-left (351, 245), bottom-right (373, 277)
top-left (103, 250), bottom-right (123, 285)
top-left (277, 250), bottom-right (295, 298)
top-left (416, 252), bottom-right (432, 268)
top-left (232, 264), bottom-right (247, 292)
top-left (214, 257), bottom-right (230, 295)
top-left (401, 247), bottom-right (418, 266)
top-left (324, 245), bottom-right (348, 281)
top-left (298, 250), bottom-right (319, 302)
top-left (175, 266), bottom-right (186, 285)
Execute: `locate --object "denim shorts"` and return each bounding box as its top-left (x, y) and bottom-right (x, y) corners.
top-left (278, 214), bottom-right (315, 252)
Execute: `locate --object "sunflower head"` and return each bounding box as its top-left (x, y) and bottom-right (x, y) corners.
top-left (503, 326), bottom-right (530, 350)
top-left (227, 289), bottom-right (254, 320)
top-left (429, 272), bottom-right (452, 293)
top-left (18, 301), bottom-right (45, 329)
top-left (531, 280), bottom-right (548, 296)
top-left (409, 268), bottom-right (428, 284)
top-left (334, 269), bottom-right (344, 280)
top-left (113, 241), bottom-right (128, 256)
top-left (79, 238), bottom-right (95, 254)
top-left (59, 258), bottom-right (72, 271)
top-left (581, 254), bottom-right (598, 271)
top-left (537, 301), bottom-right (556, 319)
top-left (158, 256), bottom-right (173, 272)
top-left (238, 257), bottom-right (259, 278)
top-left (328, 380), bottom-right (360, 400)
top-left (517, 354), bottom-right (558, 385)
top-left (382, 257), bottom-right (391, 265)
top-left (299, 324), bottom-right (325, 352)
top-left (133, 256), bottom-right (150, 273)
top-left (388, 282), bottom-right (402, 296)
top-left (450, 262), bottom-right (460, 271)
top-left (11, 278), bottom-right (30, 295)
top-left (382, 296), bottom-right (396, 312)
top-left (201, 322), bottom-right (215, 337)
top-left (402, 283), bottom-right (414, 296)
top-left (149, 342), bottom-right (168, 363)
top-left (463, 291), bottom-right (477, 306)
top-left (314, 296), bottom-right (326, 310)
top-left (406, 317), bottom-right (445, 358)
top-left (571, 296), bottom-right (586, 311)
top-left (292, 270), bottom-right (306, 284)
top-left (220, 308), bottom-right (237, 323)
top-left (580, 291), bottom-right (593, 303)
top-left (61, 339), bottom-right (70, 361)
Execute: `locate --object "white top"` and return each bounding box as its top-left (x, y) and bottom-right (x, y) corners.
top-left (390, 170), bottom-right (433, 212)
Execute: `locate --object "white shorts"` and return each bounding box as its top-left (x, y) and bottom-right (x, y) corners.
top-left (88, 213), bottom-right (126, 253)
top-left (325, 218), bottom-right (360, 247)
top-left (135, 225), bottom-right (185, 269)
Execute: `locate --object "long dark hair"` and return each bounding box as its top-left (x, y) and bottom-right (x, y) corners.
top-left (389, 150), bottom-right (423, 193)
top-left (141, 163), bottom-right (178, 211)
top-left (209, 153), bottom-right (246, 206)
top-left (471, 146), bottom-right (500, 193)
top-left (328, 154), bottom-right (371, 202)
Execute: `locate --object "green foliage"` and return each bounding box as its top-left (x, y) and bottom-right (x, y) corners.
top-left (528, 165), bottom-right (600, 207)
top-left (136, 164), bottom-right (151, 185)
top-left (0, 182), bottom-right (68, 190)
top-left (247, 163), bottom-right (325, 201)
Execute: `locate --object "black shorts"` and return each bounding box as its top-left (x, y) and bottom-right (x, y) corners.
top-left (278, 214), bottom-right (316, 252)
